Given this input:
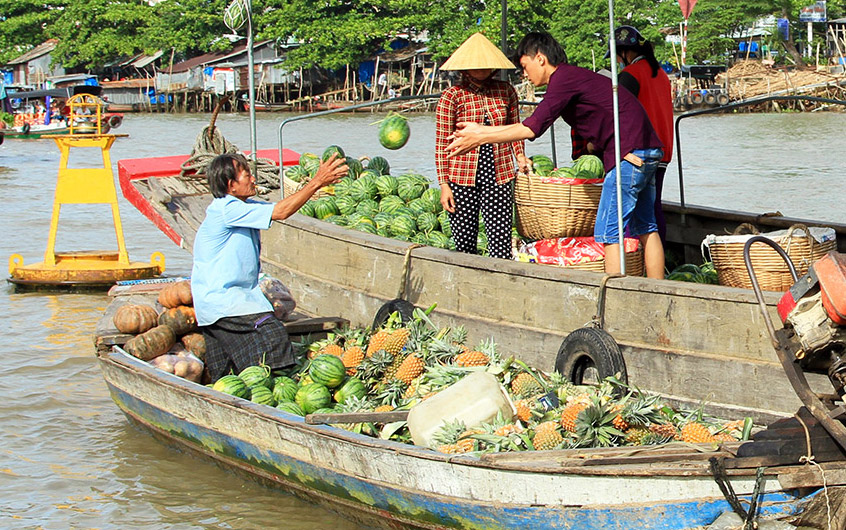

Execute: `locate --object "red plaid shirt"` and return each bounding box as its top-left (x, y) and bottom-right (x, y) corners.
top-left (435, 77), bottom-right (525, 186)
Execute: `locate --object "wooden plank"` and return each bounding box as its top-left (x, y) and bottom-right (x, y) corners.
top-left (574, 450), bottom-right (737, 467)
top-left (285, 316), bottom-right (348, 335)
top-left (305, 411), bottom-right (409, 425)
top-left (778, 467), bottom-right (846, 489)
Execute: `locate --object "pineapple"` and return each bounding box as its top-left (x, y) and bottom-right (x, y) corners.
top-left (560, 400), bottom-right (589, 433)
top-left (649, 422), bottom-right (680, 441)
top-left (342, 346), bottom-right (365, 373)
top-left (383, 328), bottom-right (410, 356)
top-left (374, 404), bottom-right (395, 413)
top-left (680, 422), bottom-right (717, 444)
top-left (514, 399), bottom-right (533, 423)
top-left (366, 330), bottom-right (390, 357)
top-left (533, 421), bottom-right (564, 451)
top-left (624, 426), bottom-right (651, 445)
top-left (357, 349), bottom-right (393, 383)
top-left (432, 419), bottom-right (468, 453)
top-left (610, 403), bottom-right (628, 431)
top-left (457, 429), bottom-right (484, 452)
top-left (376, 379), bottom-right (408, 408)
top-left (574, 398), bottom-right (623, 448)
top-left (494, 424), bottom-right (522, 437)
top-left (714, 431), bottom-right (737, 443)
top-left (395, 352), bottom-right (425, 385)
top-left (320, 343), bottom-right (344, 357)
top-left (454, 349), bottom-right (489, 367)
top-left (511, 372), bottom-right (543, 398)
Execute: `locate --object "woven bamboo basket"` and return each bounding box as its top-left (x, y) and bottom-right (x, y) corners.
top-left (283, 175), bottom-right (329, 199)
top-left (703, 223), bottom-right (836, 292)
top-left (514, 172), bottom-right (603, 239)
top-left (566, 247), bottom-right (644, 276)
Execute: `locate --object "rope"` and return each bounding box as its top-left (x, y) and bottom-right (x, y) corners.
top-left (709, 456), bottom-right (749, 520)
top-left (396, 244), bottom-right (424, 300)
top-left (178, 96), bottom-right (280, 189)
top-left (588, 273), bottom-right (624, 329)
top-left (795, 413), bottom-right (833, 530)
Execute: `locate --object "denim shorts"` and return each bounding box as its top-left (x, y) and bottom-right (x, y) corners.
top-left (594, 148), bottom-right (663, 243)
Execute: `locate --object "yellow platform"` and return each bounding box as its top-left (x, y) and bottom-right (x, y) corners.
top-left (7, 93), bottom-right (165, 290)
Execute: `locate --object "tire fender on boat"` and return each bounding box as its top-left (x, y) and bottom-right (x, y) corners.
top-left (717, 93), bottom-right (730, 106)
top-left (21, 123), bottom-right (30, 135)
top-left (555, 327), bottom-right (627, 386)
top-left (690, 91), bottom-right (705, 105)
top-left (108, 115), bottom-right (123, 128)
top-left (0, 132), bottom-right (4, 146)
top-left (371, 298), bottom-right (416, 330)
top-left (704, 93), bottom-right (717, 106)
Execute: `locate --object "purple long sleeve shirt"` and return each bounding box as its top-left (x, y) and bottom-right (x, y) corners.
top-left (522, 65), bottom-right (663, 173)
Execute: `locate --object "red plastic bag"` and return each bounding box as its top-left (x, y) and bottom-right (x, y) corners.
top-left (516, 236), bottom-right (639, 267)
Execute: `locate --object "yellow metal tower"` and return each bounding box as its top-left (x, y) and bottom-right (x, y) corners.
top-left (8, 93), bottom-right (164, 289)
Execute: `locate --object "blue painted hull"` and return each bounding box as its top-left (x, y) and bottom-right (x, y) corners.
top-left (99, 351), bottom-right (814, 530)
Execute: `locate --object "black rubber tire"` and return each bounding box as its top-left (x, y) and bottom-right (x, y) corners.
top-left (21, 123), bottom-right (30, 135)
top-left (100, 121), bottom-right (111, 134)
top-left (690, 92), bottom-right (704, 105)
top-left (704, 93), bottom-right (717, 106)
top-left (0, 132), bottom-right (4, 146)
top-left (716, 93), bottom-right (730, 106)
top-left (371, 298), bottom-right (416, 330)
top-left (555, 327), bottom-right (628, 386)
top-left (108, 115), bottom-right (123, 128)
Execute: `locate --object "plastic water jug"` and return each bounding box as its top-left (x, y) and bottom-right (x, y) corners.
top-left (407, 371), bottom-right (516, 448)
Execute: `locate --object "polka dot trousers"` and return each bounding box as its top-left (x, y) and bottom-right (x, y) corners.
top-left (448, 141), bottom-right (514, 259)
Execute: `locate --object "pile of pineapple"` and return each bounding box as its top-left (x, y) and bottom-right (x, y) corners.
top-left (291, 308), bottom-right (751, 453)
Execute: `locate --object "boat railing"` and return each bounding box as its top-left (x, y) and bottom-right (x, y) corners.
top-left (674, 94), bottom-right (846, 213)
top-left (276, 94), bottom-right (549, 194)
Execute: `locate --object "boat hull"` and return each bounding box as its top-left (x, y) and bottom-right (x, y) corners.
top-left (97, 348), bottom-right (812, 530)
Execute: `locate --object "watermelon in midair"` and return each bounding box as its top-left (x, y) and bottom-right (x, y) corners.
top-left (378, 113), bottom-right (410, 150)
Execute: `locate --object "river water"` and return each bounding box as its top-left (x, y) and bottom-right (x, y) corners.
top-left (0, 110), bottom-right (844, 529)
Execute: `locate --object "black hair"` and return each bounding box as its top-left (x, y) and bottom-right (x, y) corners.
top-left (619, 41), bottom-right (661, 78)
top-left (207, 153), bottom-right (250, 198)
top-left (515, 32), bottom-right (568, 67)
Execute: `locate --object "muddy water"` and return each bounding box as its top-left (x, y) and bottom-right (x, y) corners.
top-left (0, 110), bottom-right (843, 528)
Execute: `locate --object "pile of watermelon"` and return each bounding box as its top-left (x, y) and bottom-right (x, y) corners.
top-left (665, 262), bottom-right (719, 284)
top-left (293, 145), bottom-right (493, 254)
top-left (529, 154), bottom-right (606, 179)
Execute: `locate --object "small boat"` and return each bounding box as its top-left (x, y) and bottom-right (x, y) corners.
top-left (94, 284), bottom-right (844, 530)
top-left (243, 100), bottom-right (292, 112)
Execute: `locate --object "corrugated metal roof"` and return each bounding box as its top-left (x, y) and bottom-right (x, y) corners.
top-left (6, 39), bottom-right (59, 66)
top-left (132, 50), bottom-right (164, 68)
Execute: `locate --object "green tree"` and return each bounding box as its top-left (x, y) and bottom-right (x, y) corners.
top-left (48, 0), bottom-right (153, 69)
top-left (147, 0), bottom-right (233, 58)
top-left (0, 0), bottom-right (67, 64)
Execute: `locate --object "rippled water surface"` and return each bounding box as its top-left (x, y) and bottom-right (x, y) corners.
top-left (0, 109), bottom-right (844, 528)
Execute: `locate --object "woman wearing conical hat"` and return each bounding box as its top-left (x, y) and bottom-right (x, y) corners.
top-left (435, 32), bottom-right (528, 260)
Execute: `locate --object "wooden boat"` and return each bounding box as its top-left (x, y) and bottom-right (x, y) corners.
top-left (93, 285), bottom-right (844, 530)
top-left (117, 146), bottom-right (846, 422)
top-left (244, 100), bottom-right (293, 112)
top-left (1, 121), bottom-right (71, 139)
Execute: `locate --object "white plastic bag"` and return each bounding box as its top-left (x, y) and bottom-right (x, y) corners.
top-left (259, 273), bottom-right (297, 320)
top-left (150, 353), bottom-right (204, 383)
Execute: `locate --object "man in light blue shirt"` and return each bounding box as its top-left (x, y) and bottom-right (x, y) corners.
top-left (192, 153), bottom-right (347, 381)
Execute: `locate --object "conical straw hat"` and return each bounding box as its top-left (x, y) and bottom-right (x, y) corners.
top-left (440, 32), bottom-right (516, 71)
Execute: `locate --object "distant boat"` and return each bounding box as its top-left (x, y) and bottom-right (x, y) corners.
top-left (2, 85), bottom-right (124, 139)
top-left (243, 100), bottom-right (292, 112)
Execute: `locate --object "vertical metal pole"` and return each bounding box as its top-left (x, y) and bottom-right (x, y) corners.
top-left (500, 0), bottom-right (508, 81)
top-left (608, 1), bottom-right (625, 274)
top-left (246, 0), bottom-right (257, 166)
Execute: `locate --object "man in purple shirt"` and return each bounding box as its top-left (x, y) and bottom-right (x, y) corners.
top-left (447, 32), bottom-right (665, 279)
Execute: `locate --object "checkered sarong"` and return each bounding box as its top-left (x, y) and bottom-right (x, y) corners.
top-left (201, 312), bottom-right (294, 382)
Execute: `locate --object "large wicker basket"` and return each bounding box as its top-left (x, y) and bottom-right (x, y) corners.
top-left (567, 247), bottom-right (644, 276)
top-left (283, 175), bottom-right (329, 199)
top-left (514, 172), bottom-right (603, 239)
top-left (703, 224), bottom-right (836, 292)
top-left (516, 236), bottom-right (644, 276)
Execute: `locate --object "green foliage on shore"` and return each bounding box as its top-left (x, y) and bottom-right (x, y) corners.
top-left (0, 0), bottom-right (844, 72)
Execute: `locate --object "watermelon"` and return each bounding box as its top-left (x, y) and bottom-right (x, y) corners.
top-left (212, 375), bottom-right (250, 399)
top-left (390, 215), bottom-right (417, 237)
top-left (346, 157), bottom-right (363, 179)
top-left (249, 385), bottom-right (277, 407)
top-left (666, 271), bottom-right (697, 283)
top-left (333, 377), bottom-right (367, 404)
top-left (276, 401), bottom-right (305, 416)
top-left (239, 365), bottom-right (272, 389)
top-left (272, 379), bottom-right (299, 403)
top-left (428, 230), bottom-right (451, 249)
top-left (373, 212), bottom-right (394, 229)
top-left (438, 211), bottom-right (451, 237)
top-left (573, 155), bottom-right (605, 179)
top-left (312, 407), bottom-right (335, 414)
top-left (376, 225), bottom-right (391, 238)
top-left (358, 168), bottom-right (381, 181)
top-left (285, 165), bottom-right (309, 183)
top-left (397, 177), bottom-right (426, 202)
top-left (322, 145), bottom-right (345, 162)
top-left (314, 197), bottom-right (340, 220)
top-left (393, 206), bottom-right (416, 218)
top-left (350, 176), bottom-right (379, 202)
top-left (421, 188), bottom-right (441, 206)
top-left (375, 174), bottom-right (399, 198)
top-left (299, 152), bottom-right (320, 176)
top-left (379, 113), bottom-right (410, 150)
top-left (549, 167), bottom-right (575, 178)
top-left (324, 215), bottom-right (347, 226)
top-left (531, 155), bottom-right (555, 176)
top-left (354, 221), bottom-right (378, 234)
top-left (367, 156), bottom-right (391, 176)
top-left (355, 199), bottom-right (379, 216)
top-left (417, 212), bottom-right (439, 233)
top-left (333, 176), bottom-right (355, 197)
top-left (407, 198), bottom-right (430, 215)
top-left (308, 354), bottom-right (346, 388)
top-left (412, 232), bottom-right (429, 245)
top-left (335, 195), bottom-right (358, 216)
top-left (379, 195), bottom-right (405, 213)
top-left (295, 383), bottom-right (332, 414)
top-left (298, 200), bottom-right (316, 218)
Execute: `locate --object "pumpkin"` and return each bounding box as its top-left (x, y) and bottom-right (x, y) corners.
top-left (158, 280), bottom-right (193, 308)
top-left (181, 333), bottom-right (206, 361)
top-left (159, 306), bottom-right (198, 336)
top-left (113, 304), bottom-right (159, 334)
top-left (124, 325), bottom-right (176, 361)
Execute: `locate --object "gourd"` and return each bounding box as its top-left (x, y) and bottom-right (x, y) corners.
top-left (158, 280), bottom-right (193, 308)
top-left (181, 333), bottom-right (206, 361)
top-left (158, 306), bottom-right (198, 336)
top-left (124, 324), bottom-right (176, 361)
top-left (113, 304), bottom-right (159, 334)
